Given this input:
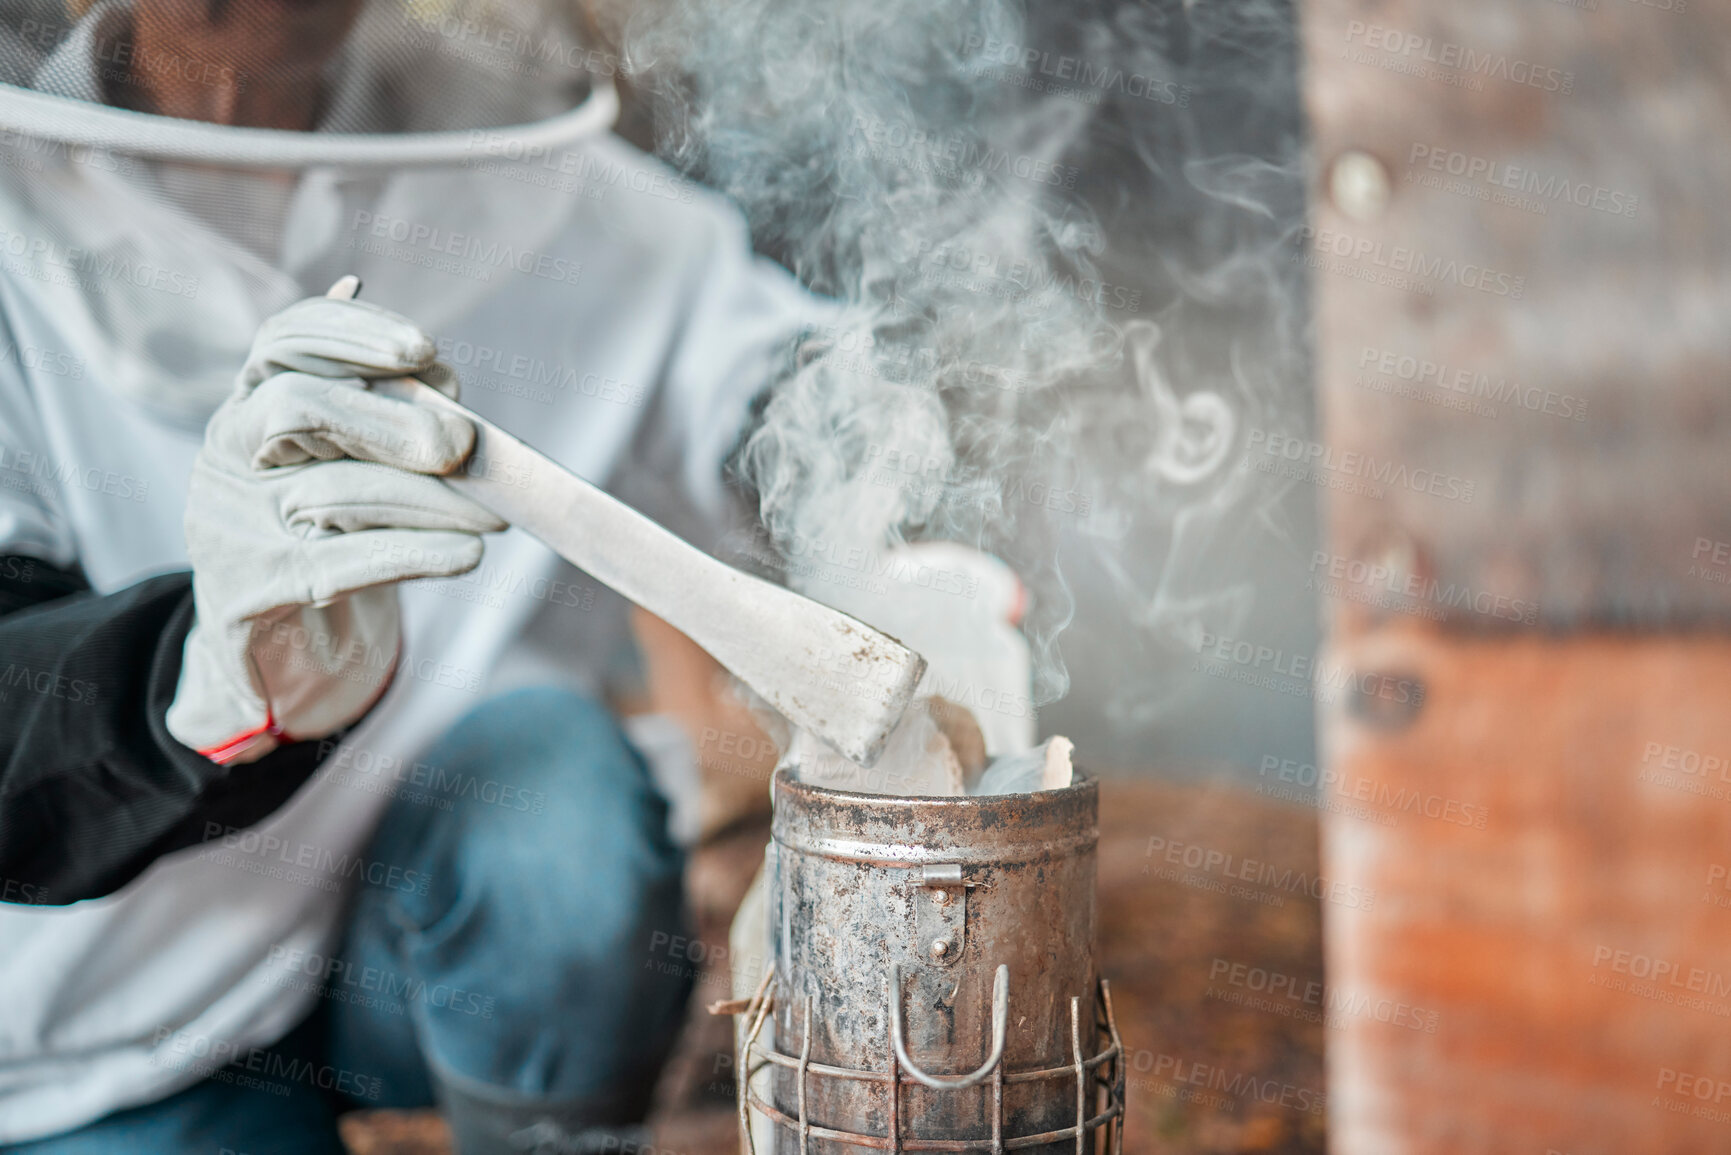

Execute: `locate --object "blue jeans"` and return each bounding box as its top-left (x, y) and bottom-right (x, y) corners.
top-left (4, 688), bottom-right (693, 1154)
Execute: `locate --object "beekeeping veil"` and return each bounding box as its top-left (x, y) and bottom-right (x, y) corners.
top-left (0, 0), bottom-right (618, 427)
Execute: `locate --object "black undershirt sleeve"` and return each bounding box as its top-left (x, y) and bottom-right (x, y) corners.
top-left (0, 557), bottom-right (333, 905)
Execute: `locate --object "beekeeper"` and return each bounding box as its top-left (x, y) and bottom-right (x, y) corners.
top-left (0, 1), bottom-right (823, 1151)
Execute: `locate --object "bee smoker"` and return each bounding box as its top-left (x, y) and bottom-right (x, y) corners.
top-left (725, 767), bottom-right (1124, 1153)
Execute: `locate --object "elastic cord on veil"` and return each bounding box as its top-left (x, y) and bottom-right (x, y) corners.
top-left (0, 80), bottom-right (620, 168)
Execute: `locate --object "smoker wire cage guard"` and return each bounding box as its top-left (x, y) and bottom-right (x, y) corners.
top-left (723, 768), bottom-right (1125, 1154)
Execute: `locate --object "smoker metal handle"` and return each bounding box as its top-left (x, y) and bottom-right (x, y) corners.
top-left (889, 963), bottom-right (1009, 1091)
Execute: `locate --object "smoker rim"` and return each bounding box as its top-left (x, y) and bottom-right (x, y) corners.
top-left (771, 767), bottom-right (1100, 866)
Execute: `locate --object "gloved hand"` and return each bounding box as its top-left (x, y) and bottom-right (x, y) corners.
top-left (166, 296), bottom-right (506, 764)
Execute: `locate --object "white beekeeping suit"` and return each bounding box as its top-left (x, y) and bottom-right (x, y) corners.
top-left (0, 0), bottom-right (819, 1139)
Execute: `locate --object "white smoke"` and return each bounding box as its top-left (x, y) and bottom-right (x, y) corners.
top-left (610, 0), bottom-right (1310, 735)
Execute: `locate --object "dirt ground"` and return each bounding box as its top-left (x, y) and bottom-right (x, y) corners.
top-left (341, 777), bottom-right (1326, 1155)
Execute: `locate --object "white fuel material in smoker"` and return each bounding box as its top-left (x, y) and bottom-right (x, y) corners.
top-left (971, 735), bottom-right (1075, 795)
top-left (783, 705), bottom-right (963, 796)
top-left (781, 711), bottom-right (1073, 797)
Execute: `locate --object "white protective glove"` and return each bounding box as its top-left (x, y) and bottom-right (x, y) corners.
top-left (166, 296), bottom-right (506, 764)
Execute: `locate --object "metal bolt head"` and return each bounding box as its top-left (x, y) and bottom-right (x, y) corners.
top-left (932, 889), bottom-right (951, 906)
top-left (1347, 669), bottom-right (1427, 732)
top-left (930, 939), bottom-right (950, 958)
top-left (1329, 150), bottom-right (1391, 222)
top-left (1359, 525), bottom-right (1427, 596)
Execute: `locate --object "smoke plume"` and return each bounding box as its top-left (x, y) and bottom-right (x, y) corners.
top-left (610, 0), bottom-right (1310, 745)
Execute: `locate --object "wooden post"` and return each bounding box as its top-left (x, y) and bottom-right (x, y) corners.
top-left (1299, 1), bottom-right (1731, 1150)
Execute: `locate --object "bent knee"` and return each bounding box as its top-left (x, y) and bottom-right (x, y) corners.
top-left (424, 686), bottom-right (660, 807)
top-left (398, 687), bottom-right (678, 911)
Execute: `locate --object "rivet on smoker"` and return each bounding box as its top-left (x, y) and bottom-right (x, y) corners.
top-left (930, 939), bottom-right (950, 958)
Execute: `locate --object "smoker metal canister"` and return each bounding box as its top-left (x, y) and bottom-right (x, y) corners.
top-left (762, 766), bottom-right (1106, 1152)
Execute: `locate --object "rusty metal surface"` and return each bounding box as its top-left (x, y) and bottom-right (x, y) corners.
top-left (1318, 621), bottom-right (1731, 1153)
top-left (1299, 0), bottom-right (1731, 628)
top-left (1299, 3), bottom-right (1731, 1150)
top-left (765, 769), bottom-right (1106, 1153)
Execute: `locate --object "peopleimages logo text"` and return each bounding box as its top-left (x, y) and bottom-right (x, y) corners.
top-left (1358, 345), bottom-right (1586, 421)
top-left (347, 211), bottom-right (582, 285)
top-left (960, 34), bottom-right (1190, 106)
top-left (1408, 144), bottom-right (1637, 218)
top-left (1298, 226), bottom-right (1525, 298)
top-left (0, 225), bottom-right (200, 298)
top-left (1343, 21), bottom-right (1574, 94)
